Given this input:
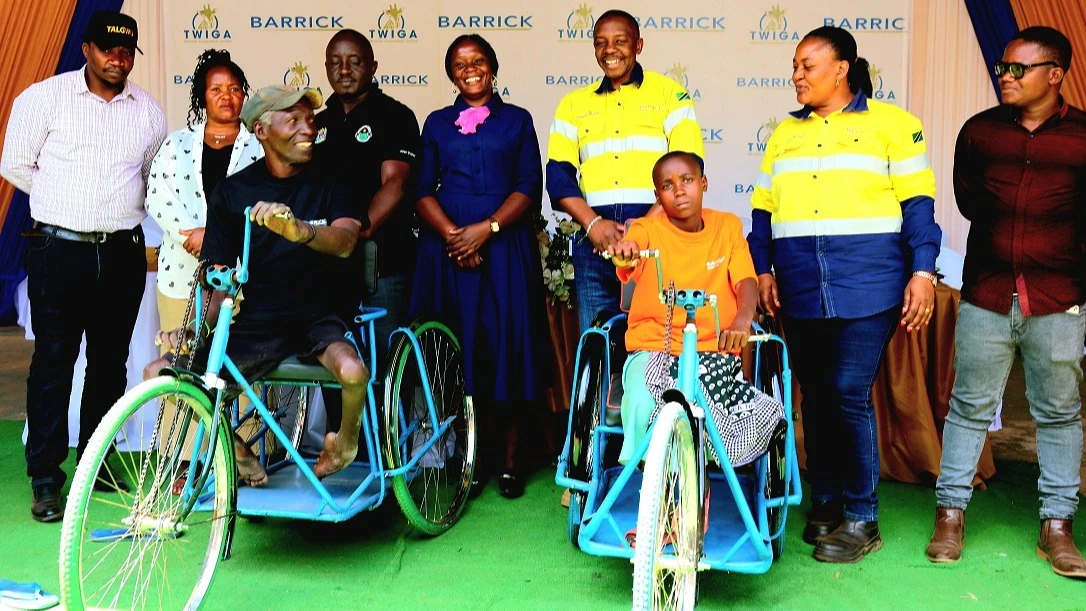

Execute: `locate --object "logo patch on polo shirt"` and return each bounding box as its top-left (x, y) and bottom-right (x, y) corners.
top-left (314, 127), bottom-right (327, 144)
top-left (911, 130), bottom-right (924, 143)
top-left (355, 125), bottom-right (373, 143)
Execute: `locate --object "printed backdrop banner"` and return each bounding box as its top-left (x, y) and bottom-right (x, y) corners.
top-left (163, 1), bottom-right (908, 224)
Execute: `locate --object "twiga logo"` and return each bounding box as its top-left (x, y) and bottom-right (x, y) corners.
top-left (663, 63), bottom-right (701, 99)
top-left (184, 4), bottom-right (232, 40)
top-left (370, 4), bottom-right (418, 40)
top-left (381, 4), bottom-right (404, 29)
top-left (285, 62), bottom-right (309, 88)
top-left (751, 4), bottom-right (799, 42)
top-left (196, 4), bottom-right (216, 30)
top-left (558, 4), bottom-right (594, 40)
top-left (750, 117), bottom-right (780, 154)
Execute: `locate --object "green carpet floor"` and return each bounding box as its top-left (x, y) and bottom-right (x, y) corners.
top-left (0, 420), bottom-right (1082, 610)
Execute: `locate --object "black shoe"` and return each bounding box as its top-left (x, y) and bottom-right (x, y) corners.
top-left (469, 471), bottom-right (489, 499)
top-left (93, 468), bottom-right (130, 494)
top-left (803, 502), bottom-right (843, 544)
top-left (813, 520), bottom-right (882, 563)
top-left (31, 483), bottom-right (64, 523)
top-left (498, 472), bottom-right (524, 499)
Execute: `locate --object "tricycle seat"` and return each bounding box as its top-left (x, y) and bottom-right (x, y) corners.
top-left (262, 355), bottom-right (336, 383)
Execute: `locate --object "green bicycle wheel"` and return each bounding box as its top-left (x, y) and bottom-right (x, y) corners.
top-left (632, 402), bottom-right (700, 611)
top-left (383, 319), bottom-right (476, 535)
top-left (60, 375), bottom-right (236, 610)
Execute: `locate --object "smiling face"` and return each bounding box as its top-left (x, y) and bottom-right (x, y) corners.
top-left (792, 38), bottom-right (848, 112)
top-left (449, 40), bottom-right (493, 105)
top-left (204, 66), bottom-right (244, 125)
top-left (255, 100), bottom-right (316, 168)
top-left (325, 36), bottom-right (376, 100)
top-left (998, 39), bottom-right (1062, 109)
top-left (653, 154), bottom-right (707, 232)
top-left (593, 16), bottom-right (643, 86)
top-left (82, 41), bottom-right (134, 91)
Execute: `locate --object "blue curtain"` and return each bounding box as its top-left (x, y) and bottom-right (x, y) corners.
top-left (0, 0), bottom-right (123, 324)
top-left (964, 0), bottom-right (1020, 96)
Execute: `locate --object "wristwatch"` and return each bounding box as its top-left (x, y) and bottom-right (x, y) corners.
top-left (913, 270), bottom-right (938, 287)
top-left (488, 216), bottom-right (500, 233)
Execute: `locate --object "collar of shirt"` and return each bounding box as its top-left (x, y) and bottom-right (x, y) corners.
top-left (1004, 94), bottom-right (1070, 126)
top-left (322, 87), bottom-right (386, 120)
top-left (74, 64), bottom-right (134, 102)
top-left (451, 92), bottom-right (505, 117)
top-left (594, 62), bottom-right (645, 94)
top-left (789, 90), bottom-right (869, 119)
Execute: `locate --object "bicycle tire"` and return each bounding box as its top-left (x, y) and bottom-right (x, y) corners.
top-left (632, 402), bottom-right (700, 611)
top-left (569, 333), bottom-right (606, 483)
top-left (383, 319), bottom-right (475, 535)
top-left (60, 376), bottom-right (236, 611)
top-left (764, 420), bottom-right (788, 559)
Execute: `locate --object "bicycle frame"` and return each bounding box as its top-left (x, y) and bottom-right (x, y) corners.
top-left (180, 208), bottom-right (461, 522)
top-left (558, 250), bottom-right (802, 574)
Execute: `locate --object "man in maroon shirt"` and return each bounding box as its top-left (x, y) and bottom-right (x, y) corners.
top-left (926, 26), bottom-right (1086, 579)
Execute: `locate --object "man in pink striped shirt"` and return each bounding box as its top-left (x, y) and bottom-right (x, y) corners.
top-left (0, 11), bottom-right (166, 522)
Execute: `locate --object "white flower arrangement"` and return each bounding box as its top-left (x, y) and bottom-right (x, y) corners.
top-left (536, 214), bottom-right (580, 309)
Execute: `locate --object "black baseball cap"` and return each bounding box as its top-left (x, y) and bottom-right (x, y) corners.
top-left (83, 11), bottom-right (142, 55)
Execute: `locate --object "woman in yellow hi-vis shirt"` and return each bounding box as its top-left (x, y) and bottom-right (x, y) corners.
top-left (748, 26), bottom-right (941, 564)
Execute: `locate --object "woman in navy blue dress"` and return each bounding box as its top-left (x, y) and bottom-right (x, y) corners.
top-left (411, 34), bottom-right (548, 499)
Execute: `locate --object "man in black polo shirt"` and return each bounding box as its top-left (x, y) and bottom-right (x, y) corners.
top-left (314, 29), bottom-right (421, 374)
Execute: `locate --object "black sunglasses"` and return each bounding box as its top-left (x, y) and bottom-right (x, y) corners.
top-left (993, 61), bottom-right (1059, 79)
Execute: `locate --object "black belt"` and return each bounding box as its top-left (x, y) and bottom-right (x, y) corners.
top-left (36, 223), bottom-right (141, 244)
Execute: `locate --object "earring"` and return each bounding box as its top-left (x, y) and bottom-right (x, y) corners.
top-left (491, 76), bottom-right (499, 92)
top-left (835, 77), bottom-right (840, 88)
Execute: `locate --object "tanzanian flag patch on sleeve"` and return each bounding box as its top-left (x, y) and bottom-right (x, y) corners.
top-left (911, 130), bottom-right (924, 143)
top-left (676, 91), bottom-right (691, 101)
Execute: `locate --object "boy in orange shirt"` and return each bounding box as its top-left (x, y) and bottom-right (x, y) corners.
top-left (608, 151), bottom-right (783, 466)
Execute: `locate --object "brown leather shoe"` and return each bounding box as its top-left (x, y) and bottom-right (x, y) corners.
top-left (1037, 519), bottom-right (1086, 579)
top-left (926, 507), bottom-right (965, 563)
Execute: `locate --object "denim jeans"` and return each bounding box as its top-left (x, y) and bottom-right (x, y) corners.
top-left (572, 204), bottom-right (653, 332)
top-left (936, 298), bottom-right (1084, 519)
top-left (24, 227), bottom-right (146, 487)
top-left (782, 308), bottom-right (899, 522)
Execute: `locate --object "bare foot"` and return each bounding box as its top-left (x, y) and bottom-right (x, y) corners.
top-left (233, 436), bottom-right (268, 487)
top-left (314, 432), bottom-right (358, 479)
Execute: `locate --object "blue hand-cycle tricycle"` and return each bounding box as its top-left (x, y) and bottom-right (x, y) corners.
top-left (556, 250), bottom-right (802, 610)
top-left (59, 208), bottom-right (476, 610)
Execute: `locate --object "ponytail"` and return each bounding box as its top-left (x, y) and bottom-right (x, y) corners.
top-left (849, 56), bottom-right (873, 98)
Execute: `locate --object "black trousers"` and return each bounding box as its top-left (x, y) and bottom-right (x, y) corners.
top-left (24, 226), bottom-right (146, 486)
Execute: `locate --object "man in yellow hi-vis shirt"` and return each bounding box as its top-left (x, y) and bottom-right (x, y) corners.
top-left (546, 8), bottom-right (704, 332)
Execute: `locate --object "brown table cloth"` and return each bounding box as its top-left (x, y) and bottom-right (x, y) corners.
top-left (870, 284), bottom-right (996, 485)
top-left (544, 284), bottom-right (997, 486)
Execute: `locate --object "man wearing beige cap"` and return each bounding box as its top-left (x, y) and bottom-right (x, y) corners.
top-left (149, 85), bottom-right (370, 481)
top-left (1, 10), bottom-right (165, 522)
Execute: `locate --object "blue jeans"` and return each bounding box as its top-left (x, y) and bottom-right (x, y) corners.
top-left (936, 298), bottom-right (1084, 519)
top-left (782, 308), bottom-right (899, 522)
top-left (24, 227), bottom-right (146, 487)
top-left (572, 204), bottom-right (653, 332)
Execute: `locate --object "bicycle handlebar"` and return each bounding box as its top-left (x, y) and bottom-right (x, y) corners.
top-left (600, 248), bottom-right (660, 260)
top-left (601, 246), bottom-right (771, 344)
